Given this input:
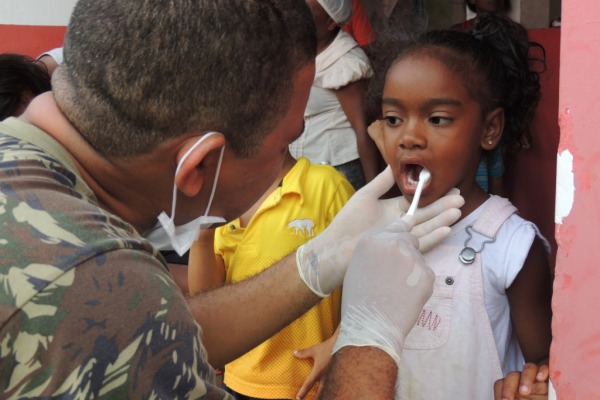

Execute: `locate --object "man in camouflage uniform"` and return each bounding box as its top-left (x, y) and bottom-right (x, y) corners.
top-left (0, 0), bottom-right (463, 398)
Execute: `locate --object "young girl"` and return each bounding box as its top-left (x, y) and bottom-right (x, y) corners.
top-left (295, 14), bottom-right (553, 400)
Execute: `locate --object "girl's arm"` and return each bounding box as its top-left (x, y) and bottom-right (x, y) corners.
top-left (294, 326), bottom-right (340, 399)
top-left (508, 237), bottom-right (553, 362)
top-left (502, 237), bottom-right (553, 399)
top-left (335, 79), bottom-right (380, 183)
top-left (187, 229), bottom-right (226, 295)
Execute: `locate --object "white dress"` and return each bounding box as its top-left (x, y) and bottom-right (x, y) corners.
top-left (396, 196), bottom-right (548, 399)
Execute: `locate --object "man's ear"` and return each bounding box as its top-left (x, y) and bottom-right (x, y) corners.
top-left (481, 107), bottom-right (504, 151)
top-left (175, 133), bottom-right (225, 197)
top-left (368, 120), bottom-right (389, 164)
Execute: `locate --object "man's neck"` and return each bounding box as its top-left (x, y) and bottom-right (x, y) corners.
top-left (19, 92), bottom-right (172, 232)
top-left (238, 152), bottom-right (295, 227)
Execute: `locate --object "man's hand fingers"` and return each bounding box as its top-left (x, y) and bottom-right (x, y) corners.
top-left (412, 206), bottom-right (461, 253)
top-left (358, 166), bottom-right (395, 198)
top-left (412, 208), bottom-right (461, 238)
top-left (411, 193), bottom-right (464, 225)
top-left (417, 227), bottom-right (451, 253)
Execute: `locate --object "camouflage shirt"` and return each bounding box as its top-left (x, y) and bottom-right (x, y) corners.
top-left (0, 118), bottom-right (231, 399)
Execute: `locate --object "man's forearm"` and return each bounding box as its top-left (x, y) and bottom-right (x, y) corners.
top-left (187, 252), bottom-right (320, 368)
top-left (319, 346), bottom-right (398, 400)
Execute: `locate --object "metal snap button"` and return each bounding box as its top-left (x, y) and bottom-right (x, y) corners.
top-left (459, 247), bottom-right (476, 264)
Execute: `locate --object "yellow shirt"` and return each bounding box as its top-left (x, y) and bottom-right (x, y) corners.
top-left (215, 157), bottom-right (354, 399)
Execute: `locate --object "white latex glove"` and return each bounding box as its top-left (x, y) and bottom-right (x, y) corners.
top-left (332, 217), bottom-right (434, 365)
top-left (296, 166), bottom-right (463, 297)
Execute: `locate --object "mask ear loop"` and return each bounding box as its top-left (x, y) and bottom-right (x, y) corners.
top-left (168, 132), bottom-right (223, 222)
top-left (203, 145), bottom-right (225, 216)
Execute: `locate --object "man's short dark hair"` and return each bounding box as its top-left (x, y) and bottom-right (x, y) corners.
top-left (53, 0), bottom-right (316, 158)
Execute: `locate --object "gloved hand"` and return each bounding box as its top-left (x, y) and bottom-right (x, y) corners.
top-left (296, 166), bottom-right (463, 297)
top-left (332, 217), bottom-right (434, 365)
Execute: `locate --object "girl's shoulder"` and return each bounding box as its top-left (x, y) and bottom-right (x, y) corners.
top-left (484, 202), bottom-right (549, 292)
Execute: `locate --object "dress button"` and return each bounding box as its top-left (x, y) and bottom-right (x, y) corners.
top-left (445, 276), bottom-right (454, 285)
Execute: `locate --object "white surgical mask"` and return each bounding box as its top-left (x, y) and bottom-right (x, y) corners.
top-left (145, 132), bottom-right (226, 256)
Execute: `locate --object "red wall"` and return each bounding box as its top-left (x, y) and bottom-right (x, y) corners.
top-left (0, 25), bottom-right (66, 58)
top-left (551, 0), bottom-right (600, 397)
top-left (504, 27), bottom-right (561, 269)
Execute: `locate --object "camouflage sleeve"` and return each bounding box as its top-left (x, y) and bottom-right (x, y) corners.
top-left (0, 248), bottom-right (232, 399)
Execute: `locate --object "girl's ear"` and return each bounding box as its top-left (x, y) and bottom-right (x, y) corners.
top-left (481, 107), bottom-right (505, 151)
top-left (367, 120), bottom-right (389, 163)
top-left (175, 133), bottom-right (225, 197)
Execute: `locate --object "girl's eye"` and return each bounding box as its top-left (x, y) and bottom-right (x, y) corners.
top-left (429, 115), bottom-right (452, 126)
top-left (384, 116), bottom-right (402, 126)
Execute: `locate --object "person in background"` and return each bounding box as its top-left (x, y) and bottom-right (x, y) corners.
top-left (289, 0), bottom-right (380, 191)
top-left (0, 53), bottom-right (51, 120)
top-left (37, 47), bottom-right (63, 76)
top-left (451, 0), bottom-right (511, 32)
top-left (188, 151), bottom-right (354, 399)
top-left (0, 0), bottom-right (464, 398)
top-left (342, 0), bottom-right (376, 53)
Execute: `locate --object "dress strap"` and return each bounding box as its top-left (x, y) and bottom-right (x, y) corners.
top-left (472, 195), bottom-right (517, 238)
top-left (459, 196), bottom-right (517, 265)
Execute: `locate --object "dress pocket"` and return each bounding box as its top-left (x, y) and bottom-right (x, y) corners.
top-left (403, 275), bottom-right (453, 350)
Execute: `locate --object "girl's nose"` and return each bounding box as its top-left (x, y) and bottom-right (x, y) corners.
top-left (398, 121), bottom-right (426, 150)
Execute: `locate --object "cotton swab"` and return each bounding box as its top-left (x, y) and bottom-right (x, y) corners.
top-left (406, 168), bottom-right (431, 216)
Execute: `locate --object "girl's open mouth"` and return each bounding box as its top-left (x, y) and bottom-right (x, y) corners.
top-left (403, 163), bottom-right (428, 192)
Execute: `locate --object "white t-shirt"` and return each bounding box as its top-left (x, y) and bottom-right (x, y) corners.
top-left (289, 30), bottom-right (372, 167)
top-left (37, 47), bottom-right (64, 64)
